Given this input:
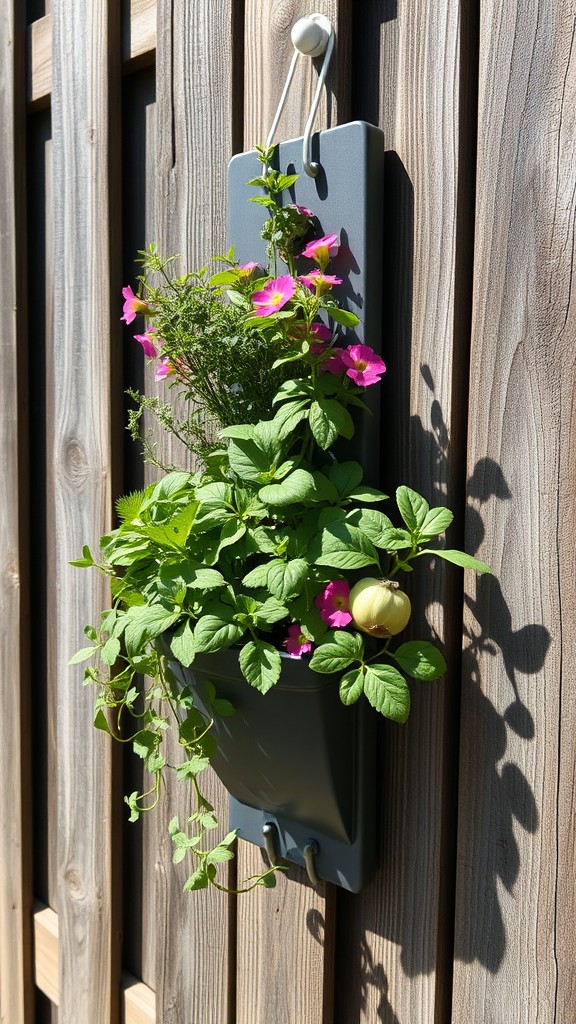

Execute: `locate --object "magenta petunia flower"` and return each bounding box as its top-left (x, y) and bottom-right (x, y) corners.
top-left (134, 331), bottom-right (159, 358)
top-left (314, 580), bottom-right (353, 628)
top-left (299, 270), bottom-right (343, 295)
top-left (121, 285), bottom-right (155, 325)
top-left (154, 357), bottom-right (178, 381)
top-left (290, 202), bottom-right (314, 219)
top-left (284, 624), bottom-right (313, 658)
top-left (252, 275), bottom-right (296, 317)
top-left (322, 348), bottom-right (347, 375)
top-left (340, 344), bottom-right (386, 387)
top-left (301, 234), bottom-right (339, 270)
top-left (309, 321), bottom-right (332, 353)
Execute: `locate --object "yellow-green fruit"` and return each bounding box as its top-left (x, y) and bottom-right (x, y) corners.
top-left (349, 578), bottom-right (412, 638)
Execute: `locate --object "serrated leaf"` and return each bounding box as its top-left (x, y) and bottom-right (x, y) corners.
top-left (256, 597), bottom-right (289, 624)
top-left (339, 667), bottom-right (365, 705)
top-left (266, 558), bottom-right (308, 602)
top-left (377, 527), bottom-right (413, 551)
top-left (184, 867), bottom-right (210, 891)
top-left (313, 522), bottom-right (380, 570)
top-left (363, 664), bottom-right (411, 722)
top-left (418, 507), bottom-right (454, 539)
top-left (169, 621), bottom-right (196, 668)
top-left (176, 755), bottom-right (211, 781)
top-left (347, 508), bottom-right (396, 547)
top-left (393, 641), bottom-right (447, 681)
top-left (396, 486), bottom-right (429, 531)
top-left (419, 548), bottom-right (492, 573)
top-left (115, 490), bottom-right (147, 523)
top-left (194, 616), bottom-right (244, 654)
top-left (309, 631), bottom-right (364, 674)
top-left (124, 605), bottom-right (180, 657)
top-left (239, 640), bottom-right (281, 693)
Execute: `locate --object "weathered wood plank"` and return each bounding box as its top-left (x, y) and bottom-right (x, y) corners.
top-left (51, 0), bottom-right (122, 1019)
top-left (151, 4), bottom-right (238, 1018)
top-left (334, 2), bottom-right (475, 1021)
top-left (0, 4), bottom-right (34, 1023)
top-left (243, 0), bottom-right (351, 152)
top-left (236, 5), bottom-right (350, 1022)
top-left (452, 3), bottom-right (576, 1021)
top-left (33, 904), bottom-right (157, 1022)
top-left (124, 0), bottom-right (156, 62)
top-left (27, 14), bottom-right (51, 106)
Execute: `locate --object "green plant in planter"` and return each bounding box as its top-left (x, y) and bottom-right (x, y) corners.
top-left (72, 144), bottom-right (490, 893)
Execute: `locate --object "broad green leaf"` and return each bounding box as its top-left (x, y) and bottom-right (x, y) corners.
top-left (256, 597), bottom-right (290, 625)
top-left (313, 522), bottom-right (380, 570)
top-left (169, 621), bottom-right (196, 668)
top-left (419, 507), bottom-right (454, 539)
top-left (242, 563), bottom-right (270, 588)
top-left (272, 400), bottom-right (309, 439)
top-left (194, 616), bottom-right (244, 654)
top-left (150, 472), bottom-right (193, 502)
top-left (218, 423), bottom-right (256, 440)
top-left (393, 641), bottom-right (447, 681)
top-left (227, 437), bottom-right (274, 482)
top-left (68, 646), bottom-right (97, 665)
top-left (217, 518), bottom-right (246, 552)
top-left (267, 558), bottom-right (308, 602)
top-left (259, 469), bottom-right (317, 506)
top-left (132, 730), bottom-right (165, 772)
top-left (124, 605), bottom-right (180, 657)
top-left (377, 527), bottom-right (413, 551)
top-left (213, 698), bottom-right (235, 717)
top-left (239, 640), bottom-right (282, 693)
top-left (418, 548), bottom-right (492, 573)
top-left (363, 664), bottom-right (410, 722)
top-left (93, 708), bottom-right (111, 733)
top-left (347, 508), bottom-right (396, 547)
top-left (339, 667), bottom-right (365, 705)
top-left (347, 486), bottom-right (389, 503)
top-left (309, 631), bottom-right (364, 674)
top-left (325, 460), bottom-right (363, 497)
top-left (184, 867), bottom-right (210, 892)
top-left (326, 305), bottom-right (360, 328)
top-left (309, 399), bottom-right (339, 449)
top-left (176, 755), bottom-right (211, 780)
top-left (101, 636), bottom-right (121, 666)
top-left (396, 486), bottom-right (429, 531)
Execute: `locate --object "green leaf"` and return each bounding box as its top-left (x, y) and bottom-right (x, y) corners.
top-left (124, 605), bottom-right (181, 657)
top-left (309, 631), bottom-right (364, 674)
top-left (347, 508), bottom-right (395, 547)
top-left (184, 867), bottom-right (210, 892)
top-left (326, 306), bottom-right (360, 328)
top-left (132, 730), bottom-right (165, 772)
top-left (377, 527), bottom-right (413, 551)
top-left (419, 507), bottom-right (454, 539)
top-left (176, 755), bottom-right (211, 780)
top-left (267, 558), bottom-right (308, 602)
top-left (68, 645), bottom-right (97, 665)
top-left (325, 460), bottom-right (363, 497)
top-left (309, 399), bottom-right (339, 449)
top-left (70, 543), bottom-right (96, 567)
top-left (213, 698), bottom-right (235, 717)
top-left (101, 636), bottom-right (121, 666)
top-left (396, 486), bottom-right (429, 531)
top-left (242, 563), bottom-right (270, 588)
top-left (115, 491), bottom-right (146, 523)
top-left (363, 664), bottom-right (411, 722)
top-left (393, 641), bottom-right (447, 681)
top-left (194, 616), bottom-right (244, 654)
top-left (150, 472), bottom-right (193, 501)
top-left (313, 522), bottom-right (380, 570)
top-left (239, 640), bottom-right (282, 693)
top-left (259, 469), bottom-right (317, 506)
top-left (419, 548), bottom-right (492, 573)
top-left (93, 708), bottom-right (111, 733)
top-left (255, 598), bottom-right (289, 624)
top-left (275, 172), bottom-right (299, 190)
top-left (339, 667), bottom-right (365, 705)
top-left (169, 621), bottom-right (196, 668)
top-left (347, 486), bottom-right (389, 503)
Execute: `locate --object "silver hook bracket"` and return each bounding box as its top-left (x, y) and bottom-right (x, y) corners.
top-left (303, 840), bottom-right (321, 886)
top-left (265, 14), bottom-right (334, 178)
top-left (262, 822), bottom-right (278, 865)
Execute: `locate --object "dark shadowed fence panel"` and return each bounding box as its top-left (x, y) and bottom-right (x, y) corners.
top-left (50, 0), bottom-right (122, 1019)
top-left (453, 2), bottom-right (576, 1021)
top-left (0, 4), bottom-right (33, 1020)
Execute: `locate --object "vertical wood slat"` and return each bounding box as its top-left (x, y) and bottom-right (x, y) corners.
top-left (0, 3), bottom-right (33, 1022)
top-left (237, 4), bottom-right (350, 1023)
top-left (51, 0), bottom-right (122, 1020)
top-left (151, 4), bottom-right (239, 1020)
top-left (453, 3), bottom-right (576, 1021)
top-left (337, 2), bottom-right (474, 1021)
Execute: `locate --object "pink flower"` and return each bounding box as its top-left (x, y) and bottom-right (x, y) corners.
top-left (284, 624), bottom-right (313, 658)
top-left (252, 275), bottom-right (296, 317)
top-left (121, 285), bottom-right (155, 324)
top-left (322, 348), bottom-right (347, 375)
top-left (299, 270), bottom-right (343, 295)
top-left (314, 581), bottom-right (353, 628)
top-left (238, 261), bottom-right (258, 278)
top-left (134, 331), bottom-right (159, 358)
top-left (310, 322), bottom-right (332, 354)
top-left (340, 344), bottom-right (386, 387)
top-left (154, 357), bottom-right (178, 381)
top-left (301, 234), bottom-right (339, 270)
top-left (290, 203), bottom-right (314, 219)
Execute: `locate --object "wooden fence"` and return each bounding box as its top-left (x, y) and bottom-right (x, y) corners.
top-left (1, 0), bottom-right (574, 1021)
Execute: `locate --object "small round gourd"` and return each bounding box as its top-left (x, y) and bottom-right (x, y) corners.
top-left (349, 578), bottom-right (412, 638)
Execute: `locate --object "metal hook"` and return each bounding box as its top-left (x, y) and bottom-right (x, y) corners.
top-left (262, 822), bottom-right (278, 865)
top-left (265, 14), bottom-right (334, 178)
top-left (303, 840), bottom-right (321, 886)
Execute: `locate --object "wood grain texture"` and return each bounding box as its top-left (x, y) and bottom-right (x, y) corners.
top-left (0, 5), bottom-right (33, 1022)
top-left (236, 5), bottom-right (350, 1022)
top-left (123, 0), bottom-right (156, 62)
top-left (243, 0), bottom-right (352, 151)
top-left (50, 0), bottom-right (122, 1019)
top-left (151, 4), bottom-right (238, 1019)
top-left (33, 905), bottom-right (59, 1006)
top-left (122, 975), bottom-right (156, 1024)
top-left (334, 2), bottom-right (475, 1021)
top-left (27, 14), bottom-right (52, 106)
top-left (452, 3), bottom-right (576, 1021)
